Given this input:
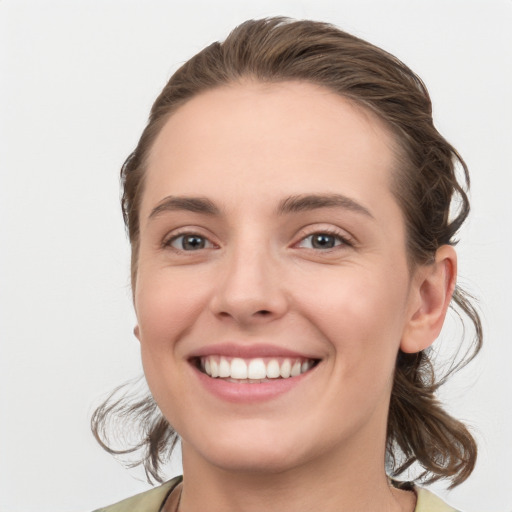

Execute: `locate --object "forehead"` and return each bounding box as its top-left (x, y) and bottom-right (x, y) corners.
top-left (143, 81), bottom-right (400, 218)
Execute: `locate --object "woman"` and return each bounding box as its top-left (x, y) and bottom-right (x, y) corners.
top-left (92, 17), bottom-right (482, 512)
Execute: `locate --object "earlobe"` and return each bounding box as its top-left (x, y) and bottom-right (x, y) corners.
top-left (134, 325), bottom-right (141, 341)
top-left (400, 245), bottom-right (457, 354)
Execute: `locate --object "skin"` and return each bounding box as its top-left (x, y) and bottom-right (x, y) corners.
top-left (134, 81), bottom-right (456, 512)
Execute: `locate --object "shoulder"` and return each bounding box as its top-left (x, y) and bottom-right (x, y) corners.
top-left (415, 486), bottom-right (460, 512)
top-left (92, 476), bottom-right (182, 512)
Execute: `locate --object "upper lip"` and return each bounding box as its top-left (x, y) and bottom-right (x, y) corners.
top-left (187, 342), bottom-right (321, 360)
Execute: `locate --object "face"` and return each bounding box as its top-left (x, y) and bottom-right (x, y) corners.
top-left (135, 81), bottom-right (421, 475)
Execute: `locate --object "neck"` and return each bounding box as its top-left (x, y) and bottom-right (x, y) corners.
top-left (175, 436), bottom-right (415, 512)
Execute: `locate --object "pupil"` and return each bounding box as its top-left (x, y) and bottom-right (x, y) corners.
top-left (312, 234), bottom-right (335, 249)
top-left (183, 235), bottom-right (205, 250)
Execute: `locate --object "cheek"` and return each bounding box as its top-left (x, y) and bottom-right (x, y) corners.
top-left (297, 266), bottom-right (410, 366)
top-left (134, 270), bottom-right (211, 426)
top-left (135, 269), bottom-right (210, 352)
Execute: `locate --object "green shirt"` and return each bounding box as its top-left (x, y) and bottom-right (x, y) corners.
top-left (93, 476), bottom-right (460, 512)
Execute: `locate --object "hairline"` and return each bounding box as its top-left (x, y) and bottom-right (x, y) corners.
top-left (129, 77), bottom-right (420, 290)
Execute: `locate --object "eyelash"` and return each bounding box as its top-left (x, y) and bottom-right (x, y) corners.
top-left (163, 230), bottom-right (217, 252)
top-left (294, 228), bottom-right (353, 251)
top-left (163, 228), bottom-right (352, 253)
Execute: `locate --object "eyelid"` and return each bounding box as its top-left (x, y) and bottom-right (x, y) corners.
top-left (160, 224), bottom-right (355, 252)
top-left (162, 227), bottom-right (219, 251)
top-left (293, 225), bottom-right (355, 250)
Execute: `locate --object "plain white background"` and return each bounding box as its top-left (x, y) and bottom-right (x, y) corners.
top-left (1, 1), bottom-right (511, 511)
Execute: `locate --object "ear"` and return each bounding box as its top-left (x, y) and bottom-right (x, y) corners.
top-left (133, 324), bottom-right (141, 341)
top-left (400, 245), bottom-right (457, 354)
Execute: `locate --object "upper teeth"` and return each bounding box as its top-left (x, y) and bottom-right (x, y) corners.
top-left (200, 356), bottom-right (315, 380)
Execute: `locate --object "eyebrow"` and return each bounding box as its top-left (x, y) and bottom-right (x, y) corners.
top-left (148, 196), bottom-right (220, 219)
top-left (277, 194), bottom-right (374, 218)
top-left (147, 193), bottom-right (374, 221)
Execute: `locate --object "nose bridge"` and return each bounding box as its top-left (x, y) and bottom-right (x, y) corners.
top-left (211, 231), bottom-right (287, 322)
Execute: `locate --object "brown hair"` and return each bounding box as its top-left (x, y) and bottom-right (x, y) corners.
top-left (92, 17), bottom-right (482, 487)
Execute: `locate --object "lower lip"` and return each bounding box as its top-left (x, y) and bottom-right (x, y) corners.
top-left (191, 364), bottom-right (317, 403)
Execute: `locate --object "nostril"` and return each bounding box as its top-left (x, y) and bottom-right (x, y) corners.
top-left (256, 310), bottom-right (271, 316)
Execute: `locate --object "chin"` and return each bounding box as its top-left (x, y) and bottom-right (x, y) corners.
top-left (203, 444), bottom-right (307, 475)
top-left (182, 422), bottom-right (335, 477)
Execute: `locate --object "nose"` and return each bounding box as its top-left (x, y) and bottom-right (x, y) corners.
top-left (209, 242), bottom-right (288, 326)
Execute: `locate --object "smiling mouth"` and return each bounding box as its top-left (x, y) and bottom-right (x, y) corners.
top-left (194, 356), bottom-right (320, 383)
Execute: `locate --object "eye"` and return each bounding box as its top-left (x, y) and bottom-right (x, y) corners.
top-left (297, 232), bottom-right (346, 250)
top-left (167, 233), bottom-right (214, 251)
